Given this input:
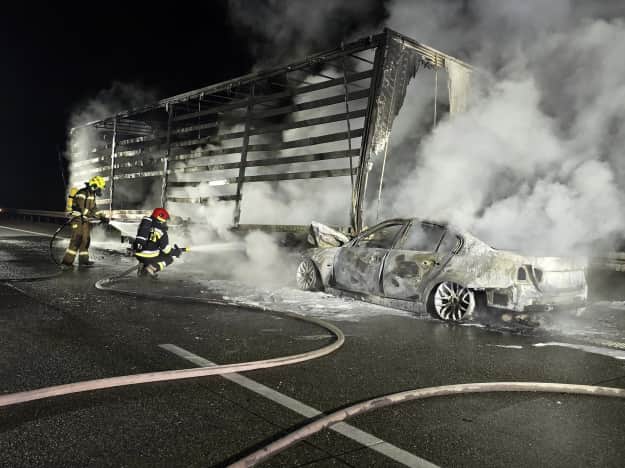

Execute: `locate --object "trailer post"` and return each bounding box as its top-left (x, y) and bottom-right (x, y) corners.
top-left (108, 117), bottom-right (117, 216)
top-left (233, 83), bottom-right (255, 227)
top-left (161, 105), bottom-right (173, 208)
top-left (354, 31), bottom-right (388, 233)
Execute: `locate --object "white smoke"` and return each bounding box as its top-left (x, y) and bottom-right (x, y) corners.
top-left (69, 82), bottom-right (158, 129)
top-left (227, 0), bottom-right (385, 67)
top-left (232, 231), bottom-right (296, 285)
top-left (67, 82), bottom-right (157, 190)
top-left (66, 2), bottom-right (385, 286)
top-left (168, 68), bottom-right (362, 285)
top-left (70, 1), bottom-right (625, 289)
top-left (384, 0), bottom-right (625, 255)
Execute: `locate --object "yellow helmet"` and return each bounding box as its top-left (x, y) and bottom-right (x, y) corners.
top-left (88, 176), bottom-right (106, 190)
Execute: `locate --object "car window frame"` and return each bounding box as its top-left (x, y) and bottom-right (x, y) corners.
top-left (437, 230), bottom-right (463, 254)
top-left (351, 220), bottom-right (409, 250)
top-left (396, 220), bottom-right (447, 253)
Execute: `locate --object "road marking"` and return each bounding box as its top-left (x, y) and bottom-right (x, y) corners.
top-left (534, 342), bottom-right (625, 360)
top-left (160, 343), bottom-right (438, 468)
top-left (0, 225), bottom-right (55, 237)
top-left (594, 339), bottom-right (625, 350)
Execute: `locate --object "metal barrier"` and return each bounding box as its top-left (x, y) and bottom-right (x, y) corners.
top-left (589, 252), bottom-right (625, 272)
top-left (0, 208), bottom-right (313, 237)
top-left (0, 208), bottom-right (68, 223)
top-left (2, 209), bottom-right (625, 278)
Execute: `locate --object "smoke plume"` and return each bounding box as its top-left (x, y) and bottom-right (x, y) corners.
top-left (227, 0), bottom-right (625, 256)
top-left (69, 1), bottom-right (625, 289)
top-left (227, 0), bottom-right (387, 67)
top-left (384, 0), bottom-right (625, 255)
top-left (67, 82), bottom-right (157, 190)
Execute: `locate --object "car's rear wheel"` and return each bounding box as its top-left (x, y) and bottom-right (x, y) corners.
top-left (429, 281), bottom-right (476, 321)
top-left (296, 258), bottom-right (322, 291)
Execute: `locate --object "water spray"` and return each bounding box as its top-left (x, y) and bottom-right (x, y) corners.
top-left (181, 242), bottom-right (245, 253)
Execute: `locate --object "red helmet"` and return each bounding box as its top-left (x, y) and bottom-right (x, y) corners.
top-left (151, 207), bottom-right (170, 222)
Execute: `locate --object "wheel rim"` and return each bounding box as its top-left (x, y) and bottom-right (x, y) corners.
top-left (297, 260), bottom-right (317, 288)
top-left (433, 282), bottom-right (475, 321)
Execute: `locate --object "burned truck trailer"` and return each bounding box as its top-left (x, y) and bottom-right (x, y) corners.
top-left (68, 28), bottom-right (472, 232)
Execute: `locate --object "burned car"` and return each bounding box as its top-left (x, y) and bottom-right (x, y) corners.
top-left (296, 219), bottom-right (588, 322)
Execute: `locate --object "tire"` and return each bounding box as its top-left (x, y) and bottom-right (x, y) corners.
top-left (427, 281), bottom-right (477, 322)
top-left (296, 258), bottom-right (322, 291)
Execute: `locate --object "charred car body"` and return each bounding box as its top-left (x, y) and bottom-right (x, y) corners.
top-left (297, 219), bottom-right (588, 322)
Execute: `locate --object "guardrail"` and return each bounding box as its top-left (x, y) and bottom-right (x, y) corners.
top-left (588, 252), bottom-right (625, 272)
top-left (0, 208), bottom-right (315, 234)
top-left (0, 208), bottom-right (69, 223)
top-left (0, 208), bottom-right (298, 227)
top-left (0, 208), bottom-right (155, 223)
top-left (3, 208), bottom-right (625, 273)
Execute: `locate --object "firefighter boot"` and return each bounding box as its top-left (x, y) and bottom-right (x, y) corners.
top-left (137, 264), bottom-right (148, 278)
top-left (78, 249), bottom-right (95, 267)
top-left (145, 264), bottom-right (159, 280)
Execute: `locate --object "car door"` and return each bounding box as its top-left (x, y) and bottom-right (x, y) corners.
top-left (333, 222), bottom-right (406, 295)
top-left (382, 221), bottom-right (452, 300)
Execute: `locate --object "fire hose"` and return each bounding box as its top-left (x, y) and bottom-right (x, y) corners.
top-left (49, 216), bottom-right (75, 266)
top-left (3, 216), bottom-right (105, 283)
top-left (1, 247), bottom-right (624, 466)
top-left (49, 215), bottom-right (106, 266)
top-left (1, 216), bottom-right (109, 284)
top-left (0, 268), bottom-right (345, 408)
top-left (0, 220), bottom-right (73, 283)
top-left (228, 381), bottom-right (625, 467)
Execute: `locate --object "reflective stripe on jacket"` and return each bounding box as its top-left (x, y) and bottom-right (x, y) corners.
top-left (72, 187), bottom-right (98, 218)
top-left (134, 216), bottom-right (171, 257)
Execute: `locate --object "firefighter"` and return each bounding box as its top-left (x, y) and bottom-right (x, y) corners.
top-left (61, 176), bottom-right (108, 269)
top-left (132, 208), bottom-right (184, 279)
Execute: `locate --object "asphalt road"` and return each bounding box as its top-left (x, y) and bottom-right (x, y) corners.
top-left (0, 218), bottom-right (624, 468)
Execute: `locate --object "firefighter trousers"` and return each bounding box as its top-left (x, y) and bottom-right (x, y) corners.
top-left (62, 218), bottom-right (92, 266)
top-left (136, 252), bottom-right (174, 272)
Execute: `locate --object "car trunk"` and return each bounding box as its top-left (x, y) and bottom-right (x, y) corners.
top-left (532, 257), bottom-right (587, 293)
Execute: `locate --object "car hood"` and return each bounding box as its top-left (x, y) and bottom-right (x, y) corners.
top-left (307, 221), bottom-right (352, 248)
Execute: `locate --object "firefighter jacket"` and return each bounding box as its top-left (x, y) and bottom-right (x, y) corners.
top-left (134, 217), bottom-right (173, 259)
top-left (71, 186), bottom-right (102, 219)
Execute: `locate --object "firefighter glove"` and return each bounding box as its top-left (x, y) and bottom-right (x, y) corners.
top-left (132, 240), bottom-right (145, 252)
top-left (172, 244), bottom-right (183, 258)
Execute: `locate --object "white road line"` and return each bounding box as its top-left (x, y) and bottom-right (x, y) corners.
top-left (0, 224), bottom-right (55, 237)
top-left (534, 342), bottom-right (625, 360)
top-left (160, 343), bottom-right (438, 468)
top-left (0, 224), bottom-right (69, 241)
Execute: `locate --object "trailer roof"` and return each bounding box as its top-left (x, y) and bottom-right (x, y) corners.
top-left (71, 28), bottom-right (472, 132)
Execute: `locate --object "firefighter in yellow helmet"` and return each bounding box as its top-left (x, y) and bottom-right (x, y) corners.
top-left (61, 176), bottom-right (108, 269)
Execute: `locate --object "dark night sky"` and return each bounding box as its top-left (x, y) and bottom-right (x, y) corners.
top-left (0, 2), bottom-right (255, 211)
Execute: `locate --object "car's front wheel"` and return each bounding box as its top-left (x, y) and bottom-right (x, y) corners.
top-left (428, 281), bottom-right (476, 321)
top-left (296, 258), bottom-right (322, 291)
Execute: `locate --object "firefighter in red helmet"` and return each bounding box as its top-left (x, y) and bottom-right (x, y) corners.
top-left (133, 208), bottom-right (185, 279)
